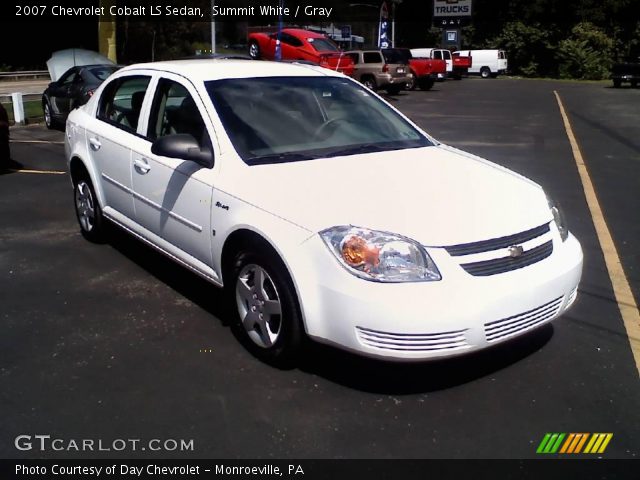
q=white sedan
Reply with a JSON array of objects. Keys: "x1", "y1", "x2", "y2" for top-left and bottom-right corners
[{"x1": 65, "y1": 59, "x2": 583, "y2": 366}]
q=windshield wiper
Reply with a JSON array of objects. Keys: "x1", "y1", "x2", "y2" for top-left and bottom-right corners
[
  {"x1": 323, "y1": 143, "x2": 400, "y2": 158},
  {"x1": 249, "y1": 152, "x2": 321, "y2": 165}
]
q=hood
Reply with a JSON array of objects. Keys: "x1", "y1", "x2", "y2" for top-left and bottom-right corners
[
  {"x1": 224, "y1": 145, "x2": 552, "y2": 246},
  {"x1": 46, "y1": 49, "x2": 115, "y2": 81}
]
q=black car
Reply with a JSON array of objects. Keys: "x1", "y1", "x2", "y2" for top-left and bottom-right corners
[{"x1": 42, "y1": 64, "x2": 119, "y2": 129}]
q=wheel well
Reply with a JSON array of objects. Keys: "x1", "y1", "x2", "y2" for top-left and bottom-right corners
[
  {"x1": 221, "y1": 229, "x2": 286, "y2": 286},
  {"x1": 69, "y1": 157, "x2": 89, "y2": 185}
]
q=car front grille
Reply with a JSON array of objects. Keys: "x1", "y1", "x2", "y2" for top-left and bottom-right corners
[
  {"x1": 444, "y1": 223, "x2": 553, "y2": 277},
  {"x1": 355, "y1": 326, "x2": 469, "y2": 352},
  {"x1": 460, "y1": 241, "x2": 553, "y2": 276},
  {"x1": 484, "y1": 296, "x2": 563, "y2": 343},
  {"x1": 445, "y1": 223, "x2": 550, "y2": 256}
]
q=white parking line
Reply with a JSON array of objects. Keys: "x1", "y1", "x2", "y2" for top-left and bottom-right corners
[
  {"x1": 555, "y1": 90, "x2": 640, "y2": 377},
  {"x1": 8, "y1": 169, "x2": 66, "y2": 175},
  {"x1": 10, "y1": 140, "x2": 65, "y2": 145}
]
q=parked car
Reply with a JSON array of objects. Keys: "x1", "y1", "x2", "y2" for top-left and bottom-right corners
[
  {"x1": 248, "y1": 28, "x2": 354, "y2": 76},
  {"x1": 346, "y1": 49, "x2": 411, "y2": 95},
  {"x1": 43, "y1": 63, "x2": 120, "y2": 129},
  {"x1": 456, "y1": 49, "x2": 508, "y2": 78},
  {"x1": 611, "y1": 57, "x2": 640, "y2": 88},
  {"x1": 452, "y1": 51, "x2": 473, "y2": 79},
  {"x1": 390, "y1": 48, "x2": 445, "y2": 90},
  {"x1": 410, "y1": 48, "x2": 453, "y2": 80},
  {"x1": 65, "y1": 59, "x2": 583, "y2": 366}
]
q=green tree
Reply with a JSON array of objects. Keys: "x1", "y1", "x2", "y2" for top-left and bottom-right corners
[
  {"x1": 488, "y1": 22, "x2": 553, "y2": 76},
  {"x1": 557, "y1": 22, "x2": 614, "y2": 79}
]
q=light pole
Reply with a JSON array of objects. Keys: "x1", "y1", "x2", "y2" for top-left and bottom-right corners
[
  {"x1": 211, "y1": 0, "x2": 216, "y2": 53},
  {"x1": 390, "y1": 0, "x2": 402, "y2": 47}
]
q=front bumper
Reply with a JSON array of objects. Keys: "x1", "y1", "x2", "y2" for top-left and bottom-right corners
[{"x1": 292, "y1": 232, "x2": 583, "y2": 361}]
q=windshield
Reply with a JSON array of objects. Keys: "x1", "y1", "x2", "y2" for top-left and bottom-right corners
[
  {"x1": 205, "y1": 77, "x2": 432, "y2": 165},
  {"x1": 308, "y1": 38, "x2": 339, "y2": 52},
  {"x1": 381, "y1": 49, "x2": 408, "y2": 64},
  {"x1": 85, "y1": 66, "x2": 120, "y2": 82}
]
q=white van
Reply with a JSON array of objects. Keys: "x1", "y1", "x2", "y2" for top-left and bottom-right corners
[
  {"x1": 455, "y1": 49, "x2": 508, "y2": 78},
  {"x1": 410, "y1": 48, "x2": 452, "y2": 80}
]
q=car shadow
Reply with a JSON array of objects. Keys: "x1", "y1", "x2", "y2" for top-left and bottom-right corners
[
  {"x1": 103, "y1": 224, "x2": 554, "y2": 393},
  {"x1": 298, "y1": 324, "x2": 554, "y2": 394},
  {"x1": 0, "y1": 158, "x2": 25, "y2": 175},
  {"x1": 105, "y1": 225, "x2": 232, "y2": 324}
]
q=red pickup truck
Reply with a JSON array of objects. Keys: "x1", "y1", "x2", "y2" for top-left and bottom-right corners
[
  {"x1": 385, "y1": 48, "x2": 446, "y2": 90},
  {"x1": 452, "y1": 52, "x2": 473, "y2": 79}
]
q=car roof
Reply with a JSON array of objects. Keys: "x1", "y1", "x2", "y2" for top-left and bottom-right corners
[
  {"x1": 118, "y1": 59, "x2": 339, "y2": 82},
  {"x1": 282, "y1": 28, "x2": 327, "y2": 38}
]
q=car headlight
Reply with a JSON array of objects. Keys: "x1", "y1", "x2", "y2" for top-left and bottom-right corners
[
  {"x1": 548, "y1": 196, "x2": 568, "y2": 242},
  {"x1": 320, "y1": 226, "x2": 441, "y2": 283}
]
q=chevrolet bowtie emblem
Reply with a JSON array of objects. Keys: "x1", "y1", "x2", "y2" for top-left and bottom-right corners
[{"x1": 508, "y1": 245, "x2": 524, "y2": 258}]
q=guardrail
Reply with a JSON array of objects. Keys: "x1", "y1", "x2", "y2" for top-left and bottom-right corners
[
  {"x1": 0, "y1": 92, "x2": 43, "y2": 125},
  {"x1": 0, "y1": 70, "x2": 50, "y2": 81}
]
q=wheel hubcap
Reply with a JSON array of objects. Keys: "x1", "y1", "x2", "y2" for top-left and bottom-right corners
[
  {"x1": 236, "y1": 264, "x2": 282, "y2": 348},
  {"x1": 75, "y1": 181, "x2": 95, "y2": 232},
  {"x1": 44, "y1": 104, "x2": 51, "y2": 126},
  {"x1": 249, "y1": 44, "x2": 258, "y2": 58}
]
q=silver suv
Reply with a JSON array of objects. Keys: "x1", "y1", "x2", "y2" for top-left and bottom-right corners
[{"x1": 346, "y1": 50, "x2": 412, "y2": 95}]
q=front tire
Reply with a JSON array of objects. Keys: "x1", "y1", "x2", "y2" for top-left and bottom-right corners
[
  {"x1": 73, "y1": 175, "x2": 106, "y2": 242},
  {"x1": 405, "y1": 72, "x2": 416, "y2": 90},
  {"x1": 229, "y1": 249, "x2": 303, "y2": 367},
  {"x1": 248, "y1": 41, "x2": 261, "y2": 60},
  {"x1": 43, "y1": 100, "x2": 55, "y2": 129}
]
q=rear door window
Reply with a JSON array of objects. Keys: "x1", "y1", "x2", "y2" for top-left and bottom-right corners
[
  {"x1": 98, "y1": 75, "x2": 151, "y2": 133},
  {"x1": 363, "y1": 52, "x2": 382, "y2": 64}
]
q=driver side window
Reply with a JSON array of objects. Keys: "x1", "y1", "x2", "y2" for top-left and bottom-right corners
[{"x1": 147, "y1": 78, "x2": 210, "y2": 150}]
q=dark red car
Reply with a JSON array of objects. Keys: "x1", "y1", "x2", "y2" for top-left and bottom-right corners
[{"x1": 248, "y1": 28, "x2": 354, "y2": 77}]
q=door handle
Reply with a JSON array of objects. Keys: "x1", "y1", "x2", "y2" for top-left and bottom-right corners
[
  {"x1": 133, "y1": 158, "x2": 151, "y2": 174},
  {"x1": 88, "y1": 137, "x2": 101, "y2": 151}
]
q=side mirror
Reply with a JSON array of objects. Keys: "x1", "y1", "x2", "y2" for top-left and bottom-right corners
[{"x1": 151, "y1": 134, "x2": 213, "y2": 168}]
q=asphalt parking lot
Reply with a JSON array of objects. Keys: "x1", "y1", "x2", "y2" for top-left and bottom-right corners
[{"x1": 1, "y1": 78, "x2": 639, "y2": 460}]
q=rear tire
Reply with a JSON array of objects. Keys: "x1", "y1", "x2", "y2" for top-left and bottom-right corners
[
  {"x1": 228, "y1": 247, "x2": 303, "y2": 368},
  {"x1": 361, "y1": 76, "x2": 377, "y2": 91},
  {"x1": 73, "y1": 174, "x2": 106, "y2": 243},
  {"x1": 248, "y1": 41, "x2": 261, "y2": 60},
  {"x1": 418, "y1": 78, "x2": 434, "y2": 91},
  {"x1": 480, "y1": 67, "x2": 491, "y2": 79},
  {"x1": 386, "y1": 85, "x2": 402, "y2": 95}
]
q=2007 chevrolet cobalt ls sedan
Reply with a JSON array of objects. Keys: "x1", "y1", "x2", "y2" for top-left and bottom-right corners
[{"x1": 65, "y1": 59, "x2": 583, "y2": 366}]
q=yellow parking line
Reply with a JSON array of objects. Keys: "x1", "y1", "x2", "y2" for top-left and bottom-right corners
[
  {"x1": 8, "y1": 168, "x2": 66, "y2": 175},
  {"x1": 554, "y1": 90, "x2": 640, "y2": 377}
]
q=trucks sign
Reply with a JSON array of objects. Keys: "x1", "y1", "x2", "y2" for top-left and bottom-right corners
[{"x1": 433, "y1": 0, "x2": 472, "y2": 18}]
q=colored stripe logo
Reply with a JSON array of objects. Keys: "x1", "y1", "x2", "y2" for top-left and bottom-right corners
[{"x1": 537, "y1": 433, "x2": 613, "y2": 454}]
